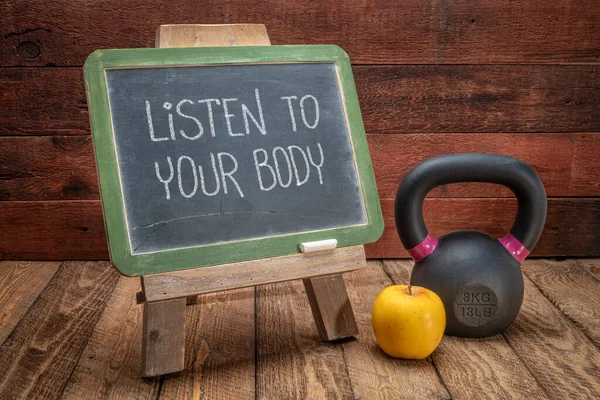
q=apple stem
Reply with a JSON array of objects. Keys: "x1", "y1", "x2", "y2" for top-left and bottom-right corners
[{"x1": 408, "y1": 284, "x2": 412, "y2": 295}]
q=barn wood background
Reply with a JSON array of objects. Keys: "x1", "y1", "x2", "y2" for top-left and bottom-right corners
[{"x1": 1, "y1": 1, "x2": 599, "y2": 260}]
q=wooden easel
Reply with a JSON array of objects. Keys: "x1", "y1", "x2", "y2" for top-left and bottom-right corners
[{"x1": 136, "y1": 24, "x2": 366, "y2": 377}]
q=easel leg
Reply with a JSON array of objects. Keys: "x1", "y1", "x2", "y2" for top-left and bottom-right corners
[
  {"x1": 141, "y1": 298, "x2": 187, "y2": 377},
  {"x1": 303, "y1": 274, "x2": 359, "y2": 341}
]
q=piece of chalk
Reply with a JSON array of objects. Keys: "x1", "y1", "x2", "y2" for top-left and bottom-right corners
[{"x1": 299, "y1": 239, "x2": 338, "y2": 253}]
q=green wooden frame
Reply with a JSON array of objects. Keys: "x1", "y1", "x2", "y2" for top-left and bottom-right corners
[{"x1": 84, "y1": 45, "x2": 383, "y2": 276}]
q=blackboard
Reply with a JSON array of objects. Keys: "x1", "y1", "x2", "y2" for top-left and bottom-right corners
[{"x1": 84, "y1": 45, "x2": 383, "y2": 276}]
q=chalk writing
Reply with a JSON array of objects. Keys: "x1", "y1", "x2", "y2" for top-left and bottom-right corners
[{"x1": 147, "y1": 89, "x2": 326, "y2": 200}]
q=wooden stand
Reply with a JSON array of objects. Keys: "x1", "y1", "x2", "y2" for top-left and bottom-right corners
[{"x1": 137, "y1": 24, "x2": 364, "y2": 377}]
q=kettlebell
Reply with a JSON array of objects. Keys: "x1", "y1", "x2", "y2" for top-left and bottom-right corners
[{"x1": 395, "y1": 153, "x2": 547, "y2": 338}]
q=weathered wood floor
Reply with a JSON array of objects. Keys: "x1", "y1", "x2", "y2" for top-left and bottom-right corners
[{"x1": 0, "y1": 259, "x2": 599, "y2": 399}]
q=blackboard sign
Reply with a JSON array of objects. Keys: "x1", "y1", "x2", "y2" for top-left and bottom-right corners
[{"x1": 84, "y1": 45, "x2": 383, "y2": 276}]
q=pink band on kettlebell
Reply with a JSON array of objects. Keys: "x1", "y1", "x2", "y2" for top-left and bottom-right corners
[
  {"x1": 407, "y1": 234, "x2": 439, "y2": 261},
  {"x1": 498, "y1": 233, "x2": 530, "y2": 263}
]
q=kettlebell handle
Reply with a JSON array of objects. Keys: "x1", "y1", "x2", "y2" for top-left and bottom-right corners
[{"x1": 395, "y1": 153, "x2": 547, "y2": 262}]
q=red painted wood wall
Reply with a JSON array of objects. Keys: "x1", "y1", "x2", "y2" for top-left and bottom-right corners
[{"x1": 1, "y1": 1, "x2": 599, "y2": 260}]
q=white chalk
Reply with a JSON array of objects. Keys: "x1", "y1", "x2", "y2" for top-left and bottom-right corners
[
  {"x1": 300, "y1": 239, "x2": 338, "y2": 253},
  {"x1": 222, "y1": 98, "x2": 245, "y2": 137},
  {"x1": 307, "y1": 142, "x2": 324, "y2": 184},
  {"x1": 155, "y1": 156, "x2": 174, "y2": 199},
  {"x1": 280, "y1": 95, "x2": 298, "y2": 132},
  {"x1": 241, "y1": 88, "x2": 267, "y2": 135},
  {"x1": 299, "y1": 94, "x2": 320, "y2": 129}
]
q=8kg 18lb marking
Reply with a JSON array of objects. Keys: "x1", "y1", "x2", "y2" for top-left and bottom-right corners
[{"x1": 453, "y1": 285, "x2": 498, "y2": 327}]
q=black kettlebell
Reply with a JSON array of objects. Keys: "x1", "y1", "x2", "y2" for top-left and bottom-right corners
[{"x1": 395, "y1": 153, "x2": 547, "y2": 337}]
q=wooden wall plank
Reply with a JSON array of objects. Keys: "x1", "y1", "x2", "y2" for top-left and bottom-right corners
[
  {"x1": 569, "y1": 133, "x2": 600, "y2": 196},
  {"x1": 382, "y1": 260, "x2": 549, "y2": 399},
  {"x1": 341, "y1": 261, "x2": 450, "y2": 399},
  {"x1": 159, "y1": 288, "x2": 255, "y2": 399},
  {"x1": 61, "y1": 276, "x2": 161, "y2": 399},
  {"x1": 0, "y1": 68, "x2": 88, "y2": 135},
  {"x1": 0, "y1": 136, "x2": 98, "y2": 201},
  {"x1": 0, "y1": 261, "x2": 61, "y2": 344},
  {"x1": 0, "y1": 261, "x2": 120, "y2": 399},
  {"x1": 2, "y1": 1, "x2": 598, "y2": 66},
  {"x1": 503, "y1": 276, "x2": 600, "y2": 398},
  {"x1": 256, "y1": 280, "x2": 353, "y2": 399},
  {"x1": 522, "y1": 259, "x2": 600, "y2": 347},
  {"x1": 2, "y1": 133, "x2": 599, "y2": 201},
  {"x1": 0, "y1": 201, "x2": 108, "y2": 260},
  {"x1": 2, "y1": 65, "x2": 598, "y2": 136},
  {"x1": 356, "y1": 65, "x2": 600, "y2": 134},
  {"x1": 1, "y1": 198, "x2": 598, "y2": 260}
]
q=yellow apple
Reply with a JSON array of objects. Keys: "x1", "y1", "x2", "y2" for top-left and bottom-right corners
[{"x1": 372, "y1": 285, "x2": 446, "y2": 359}]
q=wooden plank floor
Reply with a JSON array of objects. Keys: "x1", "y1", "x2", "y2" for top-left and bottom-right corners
[{"x1": 0, "y1": 260, "x2": 598, "y2": 399}]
